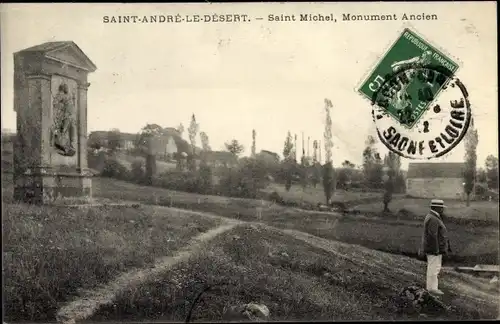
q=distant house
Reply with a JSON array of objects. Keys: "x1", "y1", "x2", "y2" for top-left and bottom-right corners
[
  {"x1": 120, "y1": 134, "x2": 136, "y2": 151},
  {"x1": 88, "y1": 129, "x2": 192, "y2": 159},
  {"x1": 406, "y1": 162, "x2": 471, "y2": 200},
  {"x1": 149, "y1": 135, "x2": 178, "y2": 160},
  {"x1": 199, "y1": 151, "x2": 238, "y2": 169}
]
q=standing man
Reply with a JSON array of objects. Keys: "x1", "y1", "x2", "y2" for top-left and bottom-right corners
[{"x1": 420, "y1": 199, "x2": 451, "y2": 295}]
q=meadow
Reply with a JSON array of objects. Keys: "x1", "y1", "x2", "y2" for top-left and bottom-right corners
[
  {"x1": 89, "y1": 177, "x2": 499, "y2": 264},
  {"x1": 89, "y1": 224, "x2": 499, "y2": 322},
  {"x1": 2, "y1": 172, "x2": 498, "y2": 321}
]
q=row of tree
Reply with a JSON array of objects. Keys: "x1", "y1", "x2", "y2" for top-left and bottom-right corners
[{"x1": 92, "y1": 102, "x2": 498, "y2": 209}]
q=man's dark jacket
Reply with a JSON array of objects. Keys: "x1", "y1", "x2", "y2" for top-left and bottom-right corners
[{"x1": 421, "y1": 210, "x2": 449, "y2": 255}]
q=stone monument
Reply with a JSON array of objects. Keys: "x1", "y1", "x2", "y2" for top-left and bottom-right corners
[{"x1": 13, "y1": 41, "x2": 97, "y2": 204}]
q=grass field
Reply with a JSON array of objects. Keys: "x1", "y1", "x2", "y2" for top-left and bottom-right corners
[
  {"x1": 3, "y1": 174, "x2": 497, "y2": 266},
  {"x1": 88, "y1": 177, "x2": 499, "y2": 266},
  {"x1": 2, "y1": 174, "x2": 499, "y2": 321},
  {"x1": 89, "y1": 224, "x2": 499, "y2": 322},
  {"x1": 3, "y1": 202, "x2": 221, "y2": 321}
]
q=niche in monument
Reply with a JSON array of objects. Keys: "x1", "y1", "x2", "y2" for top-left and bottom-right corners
[{"x1": 13, "y1": 41, "x2": 97, "y2": 204}]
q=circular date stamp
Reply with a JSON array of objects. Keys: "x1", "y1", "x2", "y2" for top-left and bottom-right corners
[
  {"x1": 371, "y1": 63, "x2": 471, "y2": 159},
  {"x1": 357, "y1": 28, "x2": 472, "y2": 160}
]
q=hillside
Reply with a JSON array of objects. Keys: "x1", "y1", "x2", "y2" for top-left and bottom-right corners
[
  {"x1": 2, "y1": 174, "x2": 499, "y2": 321},
  {"x1": 89, "y1": 223, "x2": 499, "y2": 321}
]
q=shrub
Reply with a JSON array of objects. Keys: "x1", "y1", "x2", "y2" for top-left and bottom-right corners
[
  {"x1": 101, "y1": 158, "x2": 130, "y2": 181},
  {"x1": 87, "y1": 151, "x2": 107, "y2": 174},
  {"x1": 131, "y1": 159, "x2": 146, "y2": 184},
  {"x1": 156, "y1": 170, "x2": 195, "y2": 192},
  {"x1": 155, "y1": 166, "x2": 213, "y2": 195},
  {"x1": 145, "y1": 154, "x2": 157, "y2": 185},
  {"x1": 218, "y1": 159, "x2": 270, "y2": 199},
  {"x1": 198, "y1": 162, "x2": 213, "y2": 194}
]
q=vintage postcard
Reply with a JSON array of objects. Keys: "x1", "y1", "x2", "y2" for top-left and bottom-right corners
[{"x1": 1, "y1": 2, "x2": 498, "y2": 322}]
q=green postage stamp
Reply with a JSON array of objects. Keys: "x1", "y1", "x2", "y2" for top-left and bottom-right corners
[{"x1": 358, "y1": 28, "x2": 472, "y2": 160}]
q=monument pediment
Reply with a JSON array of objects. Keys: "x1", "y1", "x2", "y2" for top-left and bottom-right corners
[{"x1": 16, "y1": 41, "x2": 97, "y2": 72}]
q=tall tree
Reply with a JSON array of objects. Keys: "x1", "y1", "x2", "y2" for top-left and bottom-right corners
[
  {"x1": 188, "y1": 114, "x2": 199, "y2": 155},
  {"x1": 382, "y1": 152, "x2": 399, "y2": 212},
  {"x1": 282, "y1": 132, "x2": 295, "y2": 191},
  {"x1": 463, "y1": 121, "x2": 479, "y2": 206},
  {"x1": 301, "y1": 132, "x2": 306, "y2": 161},
  {"x1": 323, "y1": 99, "x2": 334, "y2": 164},
  {"x1": 136, "y1": 124, "x2": 163, "y2": 154},
  {"x1": 312, "y1": 140, "x2": 318, "y2": 163},
  {"x1": 225, "y1": 139, "x2": 245, "y2": 156},
  {"x1": 362, "y1": 135, "x2": 383, "y2": 188},
  {"x1": 283, "y1": 132, "x2": 294, "y2": 159},
  {"x1": 136, "y1": 124, "x2": 163, "y2": 184},
  {"x1": 177, "y1": 123, "x2": 185, "y2": 137},
  {"x1": 200, "y1": 131, "x2": 211, "y2": 151},
  {"x1": 186, "y1": 115, "x2": 200, "y2": 171},
  {"x1": 294, "y1": 134, "x2": 298, "y2": 163},
  {"x1": 485, "y1": 155, "x2": 499, "y2": 190},
  {"x1": 300, "y1": 132, "x2": 309, "y2": 189},
  {"x1": 251, "y1": 129, "x2": 257, "y2": 157},
  {"x1": 307, "y1": 136, "x2": 310, "y2": 159},
  {"x1": 322, "y1": 98, "x2": 335, "y2": 205},
  {"x1": 318, "y1": 140, "x2": 322, "y2": 164}
]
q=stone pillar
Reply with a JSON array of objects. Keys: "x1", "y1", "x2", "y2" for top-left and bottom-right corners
[
  {"x1": 77, "y1": 82, "x2": 90, "y2": 171},
  {"x1": 13, "y1": 41, "x2": 97, "y2": 204}
]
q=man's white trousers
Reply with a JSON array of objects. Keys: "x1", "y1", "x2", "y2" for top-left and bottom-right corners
[{"x1": 426, "y1": 254, "x2": 442, "y2": 291}]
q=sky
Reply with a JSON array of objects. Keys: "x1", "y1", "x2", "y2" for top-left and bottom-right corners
[{"x1": 1, "y1": 2, "x2": 497, "y2": 169}]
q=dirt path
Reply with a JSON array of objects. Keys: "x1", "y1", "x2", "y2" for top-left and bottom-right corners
[{"x1": 56, "y1": 215, "x2": 242, "y2": 324}]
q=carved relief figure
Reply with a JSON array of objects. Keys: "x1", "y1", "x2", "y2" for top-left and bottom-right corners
[{"x1": 51, "y1": 83, "x2": 77, "y2": 156}]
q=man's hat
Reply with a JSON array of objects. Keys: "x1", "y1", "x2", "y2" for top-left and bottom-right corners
[{"x1": 430, "y1": 199, "x2": 446, "y2": 208}]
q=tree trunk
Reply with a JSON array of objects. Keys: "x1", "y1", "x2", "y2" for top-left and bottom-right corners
[
  {"x1": 466, "y1": 193, "x2": 470, "y2": 207},
  {"x1": 383, "y1": 202, "x2": 389, "y2": 212}
]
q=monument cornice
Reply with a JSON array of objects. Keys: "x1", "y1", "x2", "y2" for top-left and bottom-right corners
[
  {"x1": 77, "y1": 82, "x2": 91, "y2": 90},
  {"x1": 26, "y1": 73, "x2": 52, "y2": 81}
]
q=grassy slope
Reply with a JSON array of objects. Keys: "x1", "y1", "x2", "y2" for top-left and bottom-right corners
[
  {"x1": 90, "y1": 225, "x2": 499, "y2": 322},
  {"x1": 2, "y1": 174, "x2": 498, "y2": 321},
  {"x1": 87, "y1": 177, "x2": 499, "y2": 266},
  {"x1": 3, "y1": 202, "x2": 221, "y2": 321}
]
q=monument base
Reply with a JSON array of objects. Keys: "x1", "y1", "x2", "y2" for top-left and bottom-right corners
[{"x1": 14, "y1": 168, "x2": 92, "y2": 204}]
